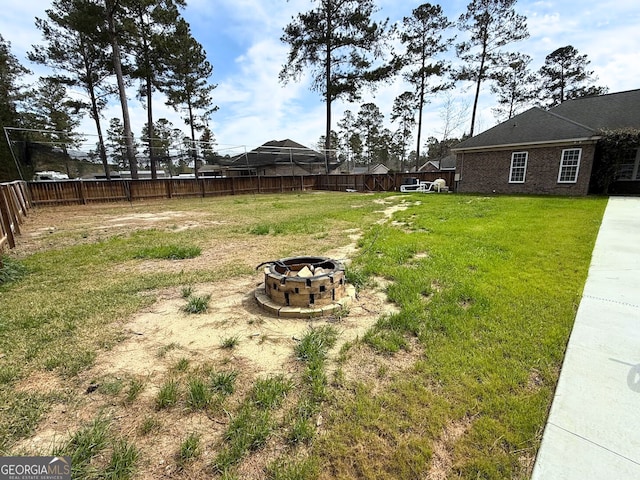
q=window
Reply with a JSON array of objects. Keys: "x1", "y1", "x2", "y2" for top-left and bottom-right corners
[
  {"x1": 615, "y1": 148, "x2": 640, "y2": 181},
  {"x1": 558, "y1": 148, "x2": 582, "y2": 183},
  {"x1": 509, "y1": 152, "x2": 528, "y2": 183}
]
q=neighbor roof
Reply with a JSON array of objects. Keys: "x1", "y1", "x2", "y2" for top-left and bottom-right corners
[
  {"x1": 230, "y1": 139, "x2": 325, "y2": 167},
  {"x1": 453, "y1": 89, "x2": 640, "y2": 151}
]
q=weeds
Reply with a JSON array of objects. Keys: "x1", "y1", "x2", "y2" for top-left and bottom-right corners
[
  {"x1": 155, "y1": 379, "x2": 179, "y2": 410},
  {"x1": 139, "y1": 416, "x2": 161, "y2": 436},
  {"x1": 125, "y1": 378, "x2": 145, "y2": 403},
  {"x1": 220, "y1": 335, "x2": 240, "y2": 349},
  {"x1": 213, "y1": 406, "x2": 273, "y2": 473},
  {"x1": 178, "y1": 432, "x2": 201, "y2": 467},
  {"x1": 210, "y1": 371, "x2": 238, "y2": 396},
  {"x1": 157, "y1": 342, "x2": 180, "y2": 358},
  {"x1": 134, "y1": 244, "x2": 201, "y2": 260},
  {"x1": 173, "y1": 357, "x2": 190, "y2": 372},
  {"x1": 103, "y1": 439, "x2": 139, "y2": 480},
  {"x1": 0, "y1": 255, "x2": 27, "y2": 284},
  {"x1": 186, "y1": 377, "x2": 212, "y2": 410},
  {"x1": 54, "y1": 417, "x2": 110, "y2": 478},
  {"x1": 266, "y1": 456, "x2": 319, "y2": 480},
  {"x1": 250, "y1": 375, "x2": 294, "y2": 409},
  {"x1": 182, "y1": 294, "x2": 211, "y2": 314}
]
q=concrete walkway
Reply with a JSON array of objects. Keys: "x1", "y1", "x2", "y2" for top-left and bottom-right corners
[{"x1": 532, "y1": 197, "x2": 640, "y2": 478}]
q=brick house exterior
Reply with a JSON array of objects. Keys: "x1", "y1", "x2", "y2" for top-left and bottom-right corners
[
  {"x1": 456, "y1": 142, "x2": 597, "y2": 195},
  {"x1": 453, "y1": 89, "x2": 640, "y2": 195}
]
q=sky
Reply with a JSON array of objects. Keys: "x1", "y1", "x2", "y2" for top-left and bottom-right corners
[{"x1": 1, "y1": 0, "x2": 639, "y2": 155}]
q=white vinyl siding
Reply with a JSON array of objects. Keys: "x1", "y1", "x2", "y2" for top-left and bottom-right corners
[
  {"x1": 509, "y1": 152, "x2": 528, "y2": 183},
  {"x1": 558, "y1": 148, "x2": 582, "y2": 183}
]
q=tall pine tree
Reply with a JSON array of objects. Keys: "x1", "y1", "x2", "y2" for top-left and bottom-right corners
[
  {"x1": 160, "y1": 19, "x2": 217, "y2": 179},
  {"x1": 537, "y1": 45, "x2": 607, "y2": 107},
  {"x1": 280, "y1": 0, "x2": 393, "y2": 169},
  {"x1": 127, "y1": 0, "x2": 186, "y2": 179},
  {"x1": 0, "y1": 35, "x2": 31, "y2": 181},
  {"x1": 29, "y1": 0, "x2": 114, "y2": 179},
  {"x1": 397, "y1": 3, "x2": 454, "y2": 168},
  {"x1": 456, "y1": 0, "x2": 528, "y2": 136}
]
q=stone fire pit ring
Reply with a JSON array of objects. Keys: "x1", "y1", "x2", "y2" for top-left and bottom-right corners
[{"x1": 255, "y1": 256, "x2": 356, "y2": 318}]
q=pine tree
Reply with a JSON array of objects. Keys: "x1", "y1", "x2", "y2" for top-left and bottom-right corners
[
  {"x1": 337, "y1": 110, "x2": 362, "y2": 169},
  {"x1": 490, "y1": 53, "x2": 537, "y2": 120},
  {"x1": 355, "y1": 103, "x2": 385, "y2": 165},
  {"x1": 397, "y1": 3, "x2": 454, "y2": 169},
  {"x1": 537, "y1": 45, "x2": 608, "y2": 107},
  {"x1": 280, "y1": 0, "x2": 393, "y2": 164},
  {"x1": 391, "y1": 92, "x2": 417, "y2": 173},
  {"x1": 0, "y1": 35, "x2": 31, "y2": 181},
  {"x1": 22, "y1": 78, "x2": 84, "y2": 176},
  {"x1": 456, "y1": 0, "x2": 529, "y2": 136},
  {"x1": 160, "y1": 19, "x2": 217, "y2": 179},
  {"x1": 104, "y1": 0, "x2": 138, "y2": 178},
  {"x1": 127, "y1": 0, "x2": 186, "y2": 178},
  {"x1": 29, "y1": 0, "x2": 114, "y2": 179}
]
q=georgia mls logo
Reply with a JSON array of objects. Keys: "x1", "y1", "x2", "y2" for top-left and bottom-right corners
[{"x1": 0, "y1": 456, "x2": 71, "y2": 480}]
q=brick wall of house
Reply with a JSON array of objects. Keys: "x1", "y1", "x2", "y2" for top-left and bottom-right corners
[{"x1": 455, "y1": 143, "x2": 597, "y2": 195}]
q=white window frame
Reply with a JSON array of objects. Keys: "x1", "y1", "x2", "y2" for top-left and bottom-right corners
[
  {"x1": 558, "y1": 148, "x2": 582, "y2": 183},
  {"x1": 509, "y1": 151, "x2": 528, "y2": 183}
]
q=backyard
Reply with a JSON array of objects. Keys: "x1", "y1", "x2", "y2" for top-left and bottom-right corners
[{"x1": 0, "y1": 191, "x2": 606, "y2": 479}]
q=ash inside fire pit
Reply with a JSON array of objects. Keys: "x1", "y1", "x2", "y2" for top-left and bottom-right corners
[{"x1": 255, "y1": 256, "x2": 355, "y2": 317}]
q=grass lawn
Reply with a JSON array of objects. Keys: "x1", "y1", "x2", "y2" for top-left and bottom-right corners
[{"x1": 0, "y1": 192, "x2": 606, "y2": 479}]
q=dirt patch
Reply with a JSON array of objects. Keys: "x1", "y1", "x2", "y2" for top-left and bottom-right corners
[
  {"x1": 337, "y1": 339, "x2": 422, "y2": 395},
  {"x1": 15, "y1": 263, "x2": 398, "y2": 468},
  {"x1": 425, "y1": 416, "x2": 474, "y2": 480}
]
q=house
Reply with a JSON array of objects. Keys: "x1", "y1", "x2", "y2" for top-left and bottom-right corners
[
  {"x1": 419, "y1": 154, "x2": 456, "y2": 173},
  {"x1": 351, "y1": 163, "x2": 390, "y2": 175},
  {"x1": 452, "y1": 89, "x2": 640, "y2": 195},
  {"x1": 227, "y1": 139, "x2": 338, "y2": 176}
]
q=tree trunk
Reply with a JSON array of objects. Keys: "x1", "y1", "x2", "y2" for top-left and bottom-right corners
[
  {"x1": 106, "y1": 0, "x2": 138, "y2": 179},
  {"x1": 88, "y1": 86, "x2": 110, "y2": 180},
  {"x1": 469, "y1": 38, "x2": 488, "y2": 137},
  {"x1": 416, "y1": 54, "x2": 426, "y2": 172},
  {"x1": 188, "y1": 100, "x2": 199, "y2": 180},
  {"x1": 146, "y1": 78, "x2": 156, "y2": 179},
  {"x1": 324, "y1": 0, "x2": 332, "y2": 174},
  {"x1": 141, "y1": 11, "x2": 157, "y2": 180}
]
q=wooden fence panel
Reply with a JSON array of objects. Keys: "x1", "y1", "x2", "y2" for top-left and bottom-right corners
[
  {"x1": 82, "y1": 181, "x2": 129, "y2": 203},
  {"x1": 26, "y1": 172, "x2": 457, "y2": 207},
  {"x1": 0, "y1": 181, "x2": 30, "y2": 252}
]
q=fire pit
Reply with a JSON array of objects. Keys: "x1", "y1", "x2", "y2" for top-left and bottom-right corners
[{"x1": 255, "y1": 256, "x2": 355, "y2": 317}]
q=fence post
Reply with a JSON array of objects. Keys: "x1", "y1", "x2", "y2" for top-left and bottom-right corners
[
  {"x1": 0, "y1": 186, "x2": 16, "y2": 249},
  {"x1": 77, "y1": 180, "x2": 86, "y2": 205}
]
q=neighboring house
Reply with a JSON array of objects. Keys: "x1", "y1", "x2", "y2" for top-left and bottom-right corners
[
  {"x1": 419, "y1": 154, "x2": 456, "y2": 173},
  {"x1": 199, "y1": 163, "x2": 228, "y2": 177},
  {"x1": 351, "y1": 163, "x2": 390, "y2": 175},
  {"x1": 452, "y1": 89, "x2": 640, "y2": 195},
  {"x1": 227, "y1": 139, "x2": 338, "y2": 176}
]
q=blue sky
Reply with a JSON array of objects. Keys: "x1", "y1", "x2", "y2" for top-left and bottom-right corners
[{"x1": 2, "y1": 0, "x2": 639, "y2": 154}]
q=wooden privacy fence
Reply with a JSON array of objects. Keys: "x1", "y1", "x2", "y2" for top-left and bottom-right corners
[
  {"x1": 317, "y1": 172, "x2": 455, "y2": 192},
  {"x1": 0, "y1": 181, "x2": 30, "y2": 252},
  {"x1": 27, "y1": 172, "x2": 457, "y2": 207}
]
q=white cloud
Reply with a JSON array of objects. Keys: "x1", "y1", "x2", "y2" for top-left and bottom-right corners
[{"x1": 2, "y1": 0, "x2": 640, "y2": 156}]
